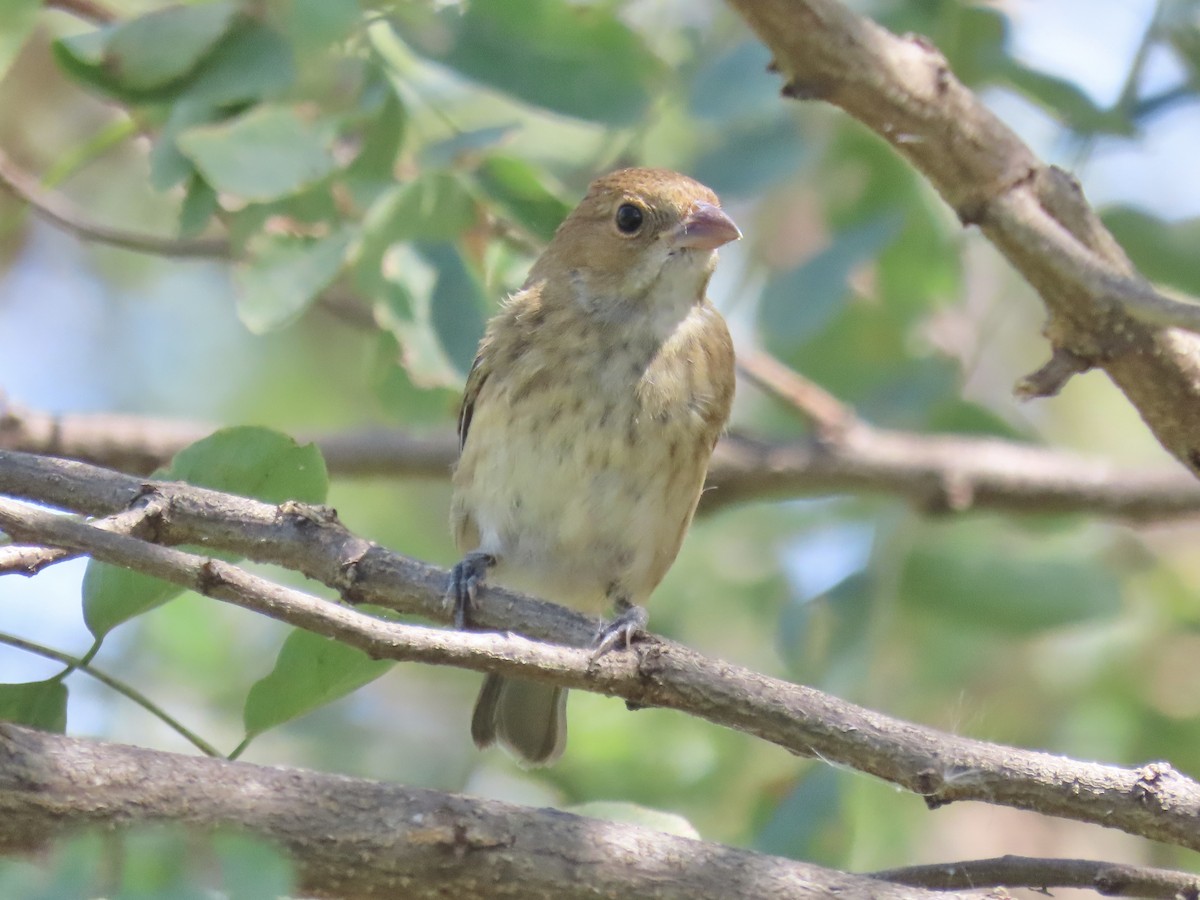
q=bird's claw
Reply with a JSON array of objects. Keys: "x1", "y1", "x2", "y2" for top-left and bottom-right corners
[
  {"x1": 592, "y1": 604, "x2": 648, "y2": 659},
  {"x1": 446, "y1": 552, "x2": 495, "y2": 630}
]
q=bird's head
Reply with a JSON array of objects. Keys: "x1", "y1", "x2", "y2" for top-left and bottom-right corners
[{"x1": 527, "y1": 168, "x2": 740, "y2": 329}]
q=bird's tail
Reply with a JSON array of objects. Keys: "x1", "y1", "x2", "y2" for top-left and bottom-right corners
[{"x1": 471, "y1": 675, "x2": 567, "y2": 766}]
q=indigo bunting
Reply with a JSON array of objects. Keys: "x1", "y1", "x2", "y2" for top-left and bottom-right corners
[{"x1": 448, "y1": 168, "x2": 738, "y2": 765}]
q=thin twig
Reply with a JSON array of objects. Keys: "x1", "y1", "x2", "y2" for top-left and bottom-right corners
[
  {"x1": 0, "y1": 632, "x2": 221, "y2": 757},
  {"x1": 1014, "y1": 346, "x2": 1093, "y2": 400},
  {"x1": 736, "y1": 351, "x2": 860, "y2": 440},
  {"x1": 1, "y1": 476, "x2": 1199, "y2": 851},
  {"x1": 0, "y1": 503, "x2": 158, "y2": 576},
  {"x1": 0, "y1": 149, "x2": 230, "y2": 259},
  {"x1": 43, "y1": 0, "x2": 116, "y2": 24},
  {"x1": 872, "y1": 854, "x2": 1200, "y2": 899}
]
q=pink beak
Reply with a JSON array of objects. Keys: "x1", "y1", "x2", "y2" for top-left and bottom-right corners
[{"x1": 671, "y1": 202, "x2": 741, "y2": 251}]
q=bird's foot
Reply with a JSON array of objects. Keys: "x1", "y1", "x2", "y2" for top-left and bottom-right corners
[
  {"x1": 445, "y1": 551, "x2": 496, "y2": 630},
  {"x1": 592, "y1": 603, "x2": 648, "y2": 659}
]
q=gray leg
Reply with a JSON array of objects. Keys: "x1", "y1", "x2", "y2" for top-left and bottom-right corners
[{"x1": 446, "y1": 551, "x2": 496, "y2": 629}]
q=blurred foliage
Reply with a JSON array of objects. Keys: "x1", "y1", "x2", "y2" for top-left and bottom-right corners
[
  {"x1": 0, "y1": 828, "x2": 294, "y2": 899},
  {"x1": 3, "y1": 0, "x2": 1200, "y2": 887}
]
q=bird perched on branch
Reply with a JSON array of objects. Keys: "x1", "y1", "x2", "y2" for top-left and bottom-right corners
[{"x1": 448, "y1": 167, "x2": 739, "y2": 765}]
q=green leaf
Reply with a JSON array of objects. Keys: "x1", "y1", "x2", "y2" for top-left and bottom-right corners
[
  {"x1": 474, "y1": 155, "x2": 570, "y2": 243},
  {"x1": 213, "y1": 833, "x2": 296, "y2": 900},
  {"x1": 53, "y1": 3, "x2": 239, "y2": 102},
  {"x1": 420, "y1": 242, "x2": 488, "y2": 378},
  {"x1": 1004, "y1": 62, "x2": 1128, "y2": 135},
  {"x1": 167, "y1": 426, "x2": 328, "y2": 502},
  {"x1": 54, "y1": 27, "x2": 136, "y2": 101},
  {"x1": 243, "y1": 627, "x2": 393, "y2": 737},
  {"x1": 342, "y1": 88, "x2": 405, "y2": 205},
  {"x1": 370, "y1": 332, "x2": 461, "y2": 420},
  {"x1": 83, "y1": 428, "x2": 329, "y2": 639},
  {"x1": 360, "y1": 173, "x2": 479, "y2": 250},
  {"x1": 759, "y1": 214, "x2": 902, "y2": 347},
  {"x1": 182, "y1": 20, "x2": 296, "y2": 109},
  {"x1": 102, "y1": 2, "x2": 238, "y2": 92},
  {"x1": 420, "y1": 123, "x2": 518, "y2": 169},
  {"x1": 146, "y1": 22, "x2": 296, "y2": 192},
  {"x1": 116, "y1": 829, "x2": 197, "y2": 895},
  {"x1": 279, "y1": 0, "x2": 362, "y2": 52},
  {"x1": 82, "y1": 564, "x2": 184, "y2": 645},
  {"x1": 0, "y1": 0, "x2": 39, "y2": 84},
  {"x1": 179, "y1": 175, "x2": 219, "y2": 238},
  {"x1": 177, "y1": 105, "x2": 336, "y2": 202},
  {"x1": 150, "y1": 100, "x2": 222, "y2": 190},
  {"x1": 0, "y1": 679, "x2": 68, "y2": 732},
  {"x1": 899, "y1": 525, "x2": 1122, "y2": 635},
  {"x1": 1102, "y1": 207, "x2": 1200, "y2": 297},
  {"x1": 398, "y1": 0, "x2": 664, "y2": 124},
  {"x1": 234, "y1": 227, "x2": 355, "y2": 333}
]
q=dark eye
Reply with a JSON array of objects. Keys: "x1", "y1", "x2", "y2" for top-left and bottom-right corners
[{"x1": 615, "y1": 203, "x2": 644, "y2": 234}]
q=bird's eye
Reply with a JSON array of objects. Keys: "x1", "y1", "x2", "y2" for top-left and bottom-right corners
[{"x1": 615, "y1": 203, "x2": 644, "y2": 234}]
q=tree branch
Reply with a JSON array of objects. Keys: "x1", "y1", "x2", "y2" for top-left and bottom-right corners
[
  {"x1": 2, "y1": 453, "x2": 1200, "y2": 852},
  {"x1": 871, "y1": 854, "x2": 1200, "y2": 898},
  {"x1": 0, "y1": 724, "x2": 972, "y2": 900},
  {"x1": 42, "y1": 0, "x2": 115, "y2": 24},
  {"x1": 3, "y1": 402, "x2": 1199, "y2": 522},
  {"x1": 0, "y1": 149, "x2": 230, "y2": 259},
  {"x1": 724, "y1": 0, "x2": 1200, "y2": 477}
]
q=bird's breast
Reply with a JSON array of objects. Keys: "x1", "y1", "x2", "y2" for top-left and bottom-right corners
[{"x1": 451, "y1": 301, "x2": 733, "y2": 613}]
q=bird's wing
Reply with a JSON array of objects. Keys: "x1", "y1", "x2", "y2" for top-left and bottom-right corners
[{"x1": 457, "y1": 348, "x2": 490, "y2": 454}]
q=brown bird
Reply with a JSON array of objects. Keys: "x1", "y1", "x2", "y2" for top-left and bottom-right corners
[{"x1": 448, "y1": 167, "x2": 739, "y2": 765}]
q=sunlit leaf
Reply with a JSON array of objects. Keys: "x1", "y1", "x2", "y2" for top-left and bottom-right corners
[
  {"x1": 177, "y1": 105, "x2": 336, "y2": 202},
  {"x1": 234, "y1": 227, "x2": 355, "y2": 333},
  {"x1": 397, "y1": 0, "x2": 664, "y2": 124},
  {"x1": 102, "y1": 2, "x2": 238, "y2": 91},
  {"x1": 243, "y1": 627, "x2": 393, "y2": 737},
  {"x1": 474, "y1": 155, "x2": 570, "y2": 243}
]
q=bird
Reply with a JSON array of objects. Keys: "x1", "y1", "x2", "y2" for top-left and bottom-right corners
[{"x1": 447, "y1": 167, "x2": 739, "y2": 766}]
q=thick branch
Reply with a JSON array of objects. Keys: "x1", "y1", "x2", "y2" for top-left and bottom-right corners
[
  {"x1": 3, "y1": 452, "x2": 1200, "y2": 851},
  {"x1": 724, "y1": 0, "x2": 1200, "y2": 477},
  {"x1": 0, "y1": 725, "x2": 963, "y2": 900},
  {"x1": 3, "y1": 405, "x2": 1199, "y2": 522}
]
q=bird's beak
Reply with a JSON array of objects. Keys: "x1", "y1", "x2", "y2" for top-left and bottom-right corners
[{"x1": 671, "y1": 202, "x2": 741, "y2": 251}]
